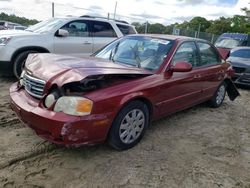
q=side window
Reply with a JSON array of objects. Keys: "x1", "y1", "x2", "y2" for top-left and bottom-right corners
[
  {"x1": 116, "y1": 24, "x2": 136, "y2": 35},
  {"x1": 172, "y1": 42, "x2": 199, "y2": 67},
  {"x1": 197, "y1": 42, "x2": 220, "y2": 66},
  {"x1": 61, "y1": 20, "x2": 89, "y2": 37},
  {"x1": 92, "y1": 21, "x2": 117, "y2": 37}
]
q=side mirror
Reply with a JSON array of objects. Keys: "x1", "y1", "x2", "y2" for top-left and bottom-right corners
[
  {"x1": 170, "y1": 61, "x2": 192, "y2": 72},
  {"x1": 56, "y1": 29, "x2": 69, "y2": 37}
]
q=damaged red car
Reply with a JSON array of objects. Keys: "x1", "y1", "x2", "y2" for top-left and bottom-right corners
[{"x1": 10, "y1": 35, "x2": 239, "y2": 150}]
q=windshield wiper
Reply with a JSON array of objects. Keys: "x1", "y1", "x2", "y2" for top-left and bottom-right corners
[{"x1": 109, "y1": 42, "x2": 120, "y2": 62}]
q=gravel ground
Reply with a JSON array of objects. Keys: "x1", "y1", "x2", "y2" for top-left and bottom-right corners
[{"x1": 0, "y1": 76, "x2": 250, "y2": 188}]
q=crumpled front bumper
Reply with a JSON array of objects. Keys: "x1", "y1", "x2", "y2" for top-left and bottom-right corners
[
  {"x1": 232, "y1": 73, "x2": 250, "y2": 86},
  {"x1": 9, "y1": 83, "x2": 111, "y2": 147}
]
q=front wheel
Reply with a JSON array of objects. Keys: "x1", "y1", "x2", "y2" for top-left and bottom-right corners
[
  {"x1": 108, "y1": 101, "x2": 149, "y2": 150},
  {"x1": 208, "y1": 82, "x2": 227, "y2": 108},
  {"x1": 13, "y1": 51, "x2": 36, "y2": 78}
]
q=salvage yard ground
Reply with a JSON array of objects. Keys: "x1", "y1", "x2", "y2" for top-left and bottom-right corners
[{"x1": 0, "y1": 76, "x2": 250, "y2": 188}]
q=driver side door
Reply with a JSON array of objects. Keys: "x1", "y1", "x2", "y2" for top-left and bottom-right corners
[
  {"x1": 54, "y1": 20, "x2": 93, "y2": 57},
  {"x1": 158, "y1": 41, "x2": 205, "y2": 116}
]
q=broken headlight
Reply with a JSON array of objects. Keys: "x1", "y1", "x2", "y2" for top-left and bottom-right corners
[{"x1": 54, "y1": 96, "x2": 93, "y2": 116}]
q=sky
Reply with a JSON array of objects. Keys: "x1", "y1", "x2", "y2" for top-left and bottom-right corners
[{"x1": 0, "y1": 0, "x2": 249, "y2": 25}]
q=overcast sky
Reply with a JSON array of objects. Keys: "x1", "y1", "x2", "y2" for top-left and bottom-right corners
[{"x1": 0, "y1": 0, "x2": 249, "y2": 24}]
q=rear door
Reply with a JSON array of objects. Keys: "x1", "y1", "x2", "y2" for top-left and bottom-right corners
[
  {"x1": 90, "y1": 21, "x2": 118, "y2": 53},
  {"x1": 194, "y1": 42, "x2": 226, "y2": 100},
  {"x1": 54, "y1": 20, "x2": 93, "y2": 57}
]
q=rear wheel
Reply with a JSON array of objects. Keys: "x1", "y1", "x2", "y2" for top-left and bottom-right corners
[
  {"x1": 108, "y1": 101, "x2": 149, "y2": 150},
  {"x1": 208, "y1": 82, "x2": 226, "y2": 108},
  {"x1": 13, "y1": 51, "x2": 37, "y2": 78}
]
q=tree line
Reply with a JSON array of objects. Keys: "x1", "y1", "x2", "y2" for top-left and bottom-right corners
[
  {"x1": 0, "y1": 4, "x2": 249, "y2": 35},
  {"x1": 133, "y1": 6, "x2": 250, "y2": 35},
  {"x1": 0, "y1": 12, "x2": 39, "y2": 26}
]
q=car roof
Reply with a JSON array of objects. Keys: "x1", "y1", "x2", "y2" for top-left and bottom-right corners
[
  {"x1": 129, "y1": 34, "x2": 208, "y2": 42},
  {"x1": 56, "y1": 16, "x2": 133, "y2": 26}
]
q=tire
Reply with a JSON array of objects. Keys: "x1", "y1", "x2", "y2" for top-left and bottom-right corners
[
  {"x1": 13, "y1": 51, "x2": 37, "y2": 78},
  {"x1": 108, "y1": 101, "x2": 149, "y2": 150},
  {"x1": 208, "y1": 82, "x2": 227, "y2": 108}
]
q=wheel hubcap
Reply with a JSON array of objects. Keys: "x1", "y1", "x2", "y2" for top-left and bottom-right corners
[
  {"x1": 216, "y1": 85, "x2": 225, "y2": 105},
  {"x1": 119, "y1": 109, "x2": 145, "y2": 144}
]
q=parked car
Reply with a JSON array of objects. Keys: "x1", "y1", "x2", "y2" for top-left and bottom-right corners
[
  {"x1": 227, "y1": 47, "x2": 250, "y2": 86},
  {"x1": 10, "y1": 35, "x2": 239, "y2": 150},
  {"x1": 0, "y1": 20, "x2": 22, "y2": 30},
  {"x1": 215, "y1": 33, "x2": 250, "y2": 60},
  {"x1": 13, "y1": 25, "x2": 27, "y2": 30},
  {"x1": 0, "y1": 16, "x2": 137, "y2": 78}
]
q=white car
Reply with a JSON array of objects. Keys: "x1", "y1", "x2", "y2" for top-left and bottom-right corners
[{"x1": 0, "y1": 16, "x2": 137, "y2": 77}]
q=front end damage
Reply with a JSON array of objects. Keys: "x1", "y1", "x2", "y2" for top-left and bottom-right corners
[{"x1": 10, "y1": 72, "x2": 151, "y2": 147}]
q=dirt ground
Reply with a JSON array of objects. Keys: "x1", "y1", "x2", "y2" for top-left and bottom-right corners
[{"x1": 0, "y1": 76, "x2": 250, "y2": 188}]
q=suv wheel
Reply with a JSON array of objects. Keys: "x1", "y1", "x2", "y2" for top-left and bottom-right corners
[{"x1": 13, "y1": 51, "x2": 36, "y2": 78}]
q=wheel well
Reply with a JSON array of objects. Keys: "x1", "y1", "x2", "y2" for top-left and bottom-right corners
[
  {"x1": 11, "y1": 46, "x2": 50, "y2": 63},
  {"x1": 120, "y1": 97, "x2": 154, "y2": 122},
  {"x1": 107, "y1": 97, "x2": 154, "y2": 140}
]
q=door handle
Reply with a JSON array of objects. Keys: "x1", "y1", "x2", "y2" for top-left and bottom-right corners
[
  {"x1": 194, "y1": 74, "x2": 201, "y2": 78},
  {"x1": 218, "y1": 70, "x2": 224, "y2": 73},
  {"x1": 83, "y1": 42, "x2": 92, "y2": 45}
]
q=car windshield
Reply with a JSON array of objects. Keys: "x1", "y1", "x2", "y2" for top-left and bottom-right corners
[
  {"x1": 215, "y1": 38, "x2": 240, "y2": 49},
  {"x1": 95, "y1": 36, "x2": 173, "y2": 71},
  {"x1": 26, "y1": 18, "x2": 64, "y2": 34},
  {"x1": 230, "y1": 49, "x2": 250, "y2": 59}
]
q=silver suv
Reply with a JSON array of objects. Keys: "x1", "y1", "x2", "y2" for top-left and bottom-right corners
[{"x1": 0, "y1": 16, "x2": 137, "y2": 77}]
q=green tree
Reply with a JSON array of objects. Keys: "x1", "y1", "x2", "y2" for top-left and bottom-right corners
[
  {"x1": 132, "y1": 22, "x2": 145, "y2": 33},
  {"x1": 147, "y1": 23, "x2": 166, "y2": 34},
  {"x1": 205, "y1": 17, "x2": 231, "y2": 35},
  {"x1": 188, "y1": 17, "x2": 211, "y2": 32},
  {"x1": 0, "y1": 12, "x2": 39, "y2": 26}
]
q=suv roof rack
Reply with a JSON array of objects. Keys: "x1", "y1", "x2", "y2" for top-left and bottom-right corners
[{"x1": 80, "y1": 15, "x2": 129, "y2": 24}]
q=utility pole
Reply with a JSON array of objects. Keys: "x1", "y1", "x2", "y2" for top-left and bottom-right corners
[
  {"x1": 52, "y1": 2, "x2": 54, "y2": 18},
  {"x1": 145, "y1": 21, "x2": 148, "y2": 34},
  {"x1": 113, "y1": 1, "x2": 117, "y2": 19},
  {"x1": 197, "y1": 23, "x2": 201, "y2": 38}
]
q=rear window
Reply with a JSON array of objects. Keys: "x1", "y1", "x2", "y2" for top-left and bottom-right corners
[
  {"x1": 231, "y1": 49, "x2": 250, "y2": 59},
  {"x1": 116, "y1": 24, "x2": 136, "y2": 35}
]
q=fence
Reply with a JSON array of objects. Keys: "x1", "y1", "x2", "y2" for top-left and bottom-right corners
[{"x1": 175, "y1": 28, "x2": 219, "y2": 43}]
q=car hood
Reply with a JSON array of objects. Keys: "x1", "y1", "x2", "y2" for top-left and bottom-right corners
[
  {"x1": 0, "y1": 29, "x2": 38, "y2": 37},
  {"x1": 25, "y1": 53, "x2": 152, "y2": 85},
  {"x1": 227, "y1": 56, "x2": 250, "y2": 68}
]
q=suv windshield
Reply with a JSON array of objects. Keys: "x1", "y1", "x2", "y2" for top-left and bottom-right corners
[
  {"x1": 26, "y1": 18, "x2": 64, "y2": 33},
  {"x1": 95, "y1": 36, "x2": 173, "y2": 71},
  {"x1": 215, "y1": 38, "x2": 240, "y2": 49}
]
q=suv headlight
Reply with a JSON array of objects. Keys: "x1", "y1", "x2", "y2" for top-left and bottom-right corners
[
  {"x1": 0, "y1": 37, "x2": 11, "y2": 46},
  {"x1": 54, "y1": 96, "x2": 93, "y2": 116}
]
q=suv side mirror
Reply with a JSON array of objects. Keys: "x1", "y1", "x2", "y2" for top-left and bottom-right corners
[
  {"x1": 170, "y1": 61, "x2": 192, "y2": 72},
  {"x1": 56, "y1": 29, "x2": 69, "y2": 37}
]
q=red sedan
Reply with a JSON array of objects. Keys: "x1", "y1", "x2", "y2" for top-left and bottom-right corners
[{"x1": 10, "y1": 35, "x2": 239, "y2": 150}]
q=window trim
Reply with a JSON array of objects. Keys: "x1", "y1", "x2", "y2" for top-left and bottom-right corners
[
  {"x1": 90, "y1": 20, "x2": 117, "y2": 38},
  {"x1": 170, "y1": 40, "x2": 200, "y2": 68},
  {"x1": 196, "y1": 41, "x2": 221, "y2": 68},
  {"x1": 58, "y1": 19, "x2": 90, "y2": 38}
]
